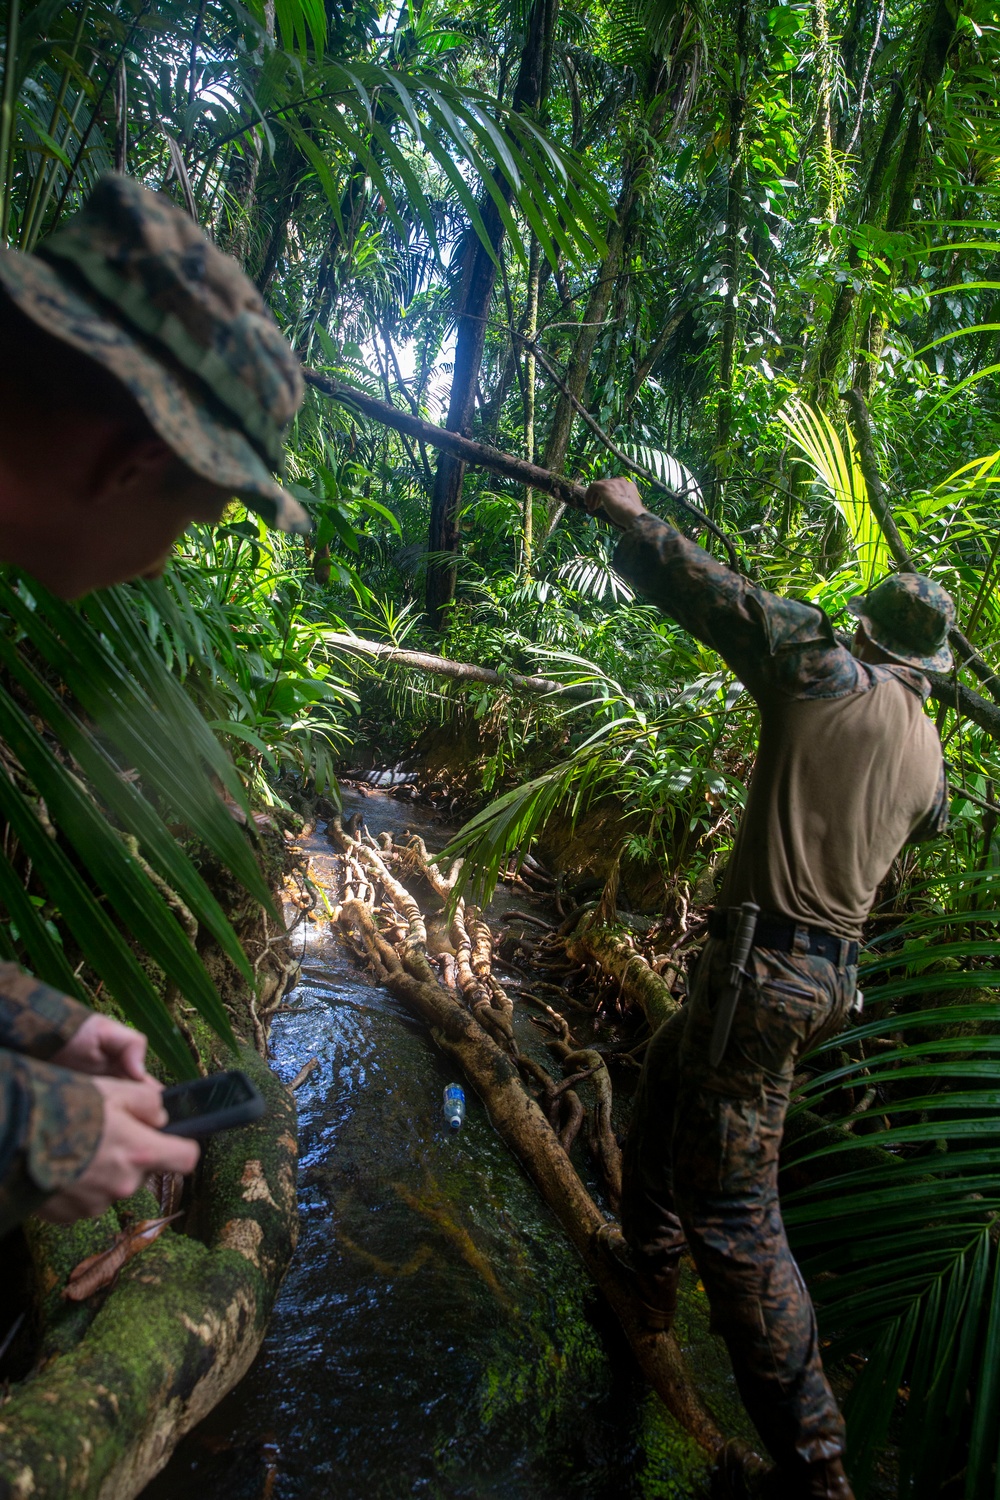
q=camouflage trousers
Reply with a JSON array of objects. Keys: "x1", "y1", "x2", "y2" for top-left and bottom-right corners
[{"x1": 621, "y1": 934, "x2": 856, "y2": 1473}]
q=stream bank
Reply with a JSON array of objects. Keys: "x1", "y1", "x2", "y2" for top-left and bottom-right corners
[{"x1": 146, "y1": 790, "x2": 751, "y2": 1500}]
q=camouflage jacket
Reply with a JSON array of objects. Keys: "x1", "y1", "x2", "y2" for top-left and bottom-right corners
[
  {"x1": 0, "y1": 965, "x2": 101, "y2": 1236},
  {"x1": 613, "y1": 512, "x2": 949, "y2": 836}
]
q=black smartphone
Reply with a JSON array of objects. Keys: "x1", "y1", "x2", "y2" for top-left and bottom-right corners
[{"x1": 161, "y1": 1070, "x2": 266, "y2": 1138}]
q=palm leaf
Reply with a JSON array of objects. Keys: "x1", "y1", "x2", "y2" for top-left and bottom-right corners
[
  {"x1": 0, "y1": 758, "x2": 197, "y2": 1078},
  {"x1": 784, "y1": 870, "x2": 1000, "y2": 1498},
  {"x1": 0, "y1": 572, "x2": 286, "y2": 1076},
  {"x1": 779, "y1": 399, "x2": 889, "y2": 584}
]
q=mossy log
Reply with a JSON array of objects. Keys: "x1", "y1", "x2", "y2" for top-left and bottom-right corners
[
  {"x1": 0, "y1": 1047, "x2": 297, "y2": 1500},
  {"x1": 565, "y1": 925, "x2": 681, "y2": 1031}
]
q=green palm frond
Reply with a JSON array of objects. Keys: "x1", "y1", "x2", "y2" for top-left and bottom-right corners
[
  {"x1": 1, "y1": 2, "x2": 610, "y2": 272},
  {"x1": 286, "y1": 60, "x2": 609, "y2": 270},
  {"x1": 779, "y1": 399, "x2": 890, "y2": 585},
  {"x1": 0, "y1": 572, "x2": 279, "y2": 1079},
  {"x1": 438, "y1": 698, "x2": 650, "y2": 907},
  {"x1": 785, "y1": 871, "x2": 1000, "y2": 1499}
]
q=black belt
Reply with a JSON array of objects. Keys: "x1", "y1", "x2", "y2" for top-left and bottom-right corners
[{"x1": 707, "y1": 908, "x2": 859, "y2": 968}]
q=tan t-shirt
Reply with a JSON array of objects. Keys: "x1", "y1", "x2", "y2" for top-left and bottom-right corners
[
  {"x1": 717, "y1": 674, "x2": 943, "y2": 938},
  {"x1": 614, "y1": 514, "x2": 947, "y2": 940}
]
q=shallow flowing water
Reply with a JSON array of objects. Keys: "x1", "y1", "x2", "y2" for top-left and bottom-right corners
[{"x1": 146, "y1": 791, "x2": 744, "y2": 1500}]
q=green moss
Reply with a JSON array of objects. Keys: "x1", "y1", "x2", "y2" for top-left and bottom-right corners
[
  {"x1": 635, "y1": 1388, "x2": 713, "y2": 1498},
  {"x1": 0, "y1": 1046, "x2": 297, "y2": 1498},
  {"x1": 476, "y1": 1273, "x2": 605, "y2": 1433}
]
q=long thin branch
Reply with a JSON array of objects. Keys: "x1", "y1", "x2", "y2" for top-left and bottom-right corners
[
  {"x1": 305, "y1": 370, "x2": 588, "y2": 508},
  {"x1": 304, "y1": 369, "x2": 741, "y2": 571},
  {"x1": 845, "y1": 0, "x2": 886, "y2": 156},
  {"x1": 326, "y1": 633, "x2": 597, "y2": 702},
  {"x1": 832, "y1": 627, "x2": 1000, "y2": 743},
  {"x1": 508, "y1": 332, "x2": 742, "y2": 573}
]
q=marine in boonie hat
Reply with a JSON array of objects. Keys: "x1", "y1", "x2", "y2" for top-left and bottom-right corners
[
  {"x1": 847, "y1": 571, "x2": 955, "y2": 673},
  {"x1": 0, "y1": 174, "x2": 309, "y2": 535}
]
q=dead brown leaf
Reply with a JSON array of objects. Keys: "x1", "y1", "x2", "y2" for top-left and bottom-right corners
[{"x1": 63, "y1": 1213, "x2": 182, "y2": 1301}]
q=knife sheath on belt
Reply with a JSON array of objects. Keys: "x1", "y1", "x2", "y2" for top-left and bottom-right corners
[{"x1": 708, "y1": 901, "x2": 760, "y2": 1067}]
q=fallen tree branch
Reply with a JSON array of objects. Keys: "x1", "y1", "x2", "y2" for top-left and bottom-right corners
[
  {"x1": 0, "y1": 1047, "x2": 297, "y2": 1499},
  {"x1": 926, "y1": 673, "x2": 1000, "y2": 740},
  {"x1": 312, "y1": 374, "x2": 1000, "y2": 739},
  {"x1": 832, "y1": 627, "x2": 1000, "y2": 744},
  {"x1": 325, "y1": 632, "x2": 596, "y2": 703},
  {"x1": 327, "y1": 822, "x2": 724, "y2": 1455},
  {"x1": 306, "y1": 370, "x2": 588, "y2": 509}
]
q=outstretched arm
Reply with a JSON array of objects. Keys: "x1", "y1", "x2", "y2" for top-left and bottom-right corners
[{"x1": 586, "y1": 478, "x2": 858, "y2": 701}]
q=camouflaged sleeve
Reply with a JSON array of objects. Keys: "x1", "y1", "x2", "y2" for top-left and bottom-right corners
[
  {"x1": 0, "y1": 1050, "x2": 103, "y2": 1237},
  {"x1": 613, "y1": 513, "x2": 863, "y2": 701},
  {"x1": 0, "y1": 962, "x2": 92, "y2": 1059}
]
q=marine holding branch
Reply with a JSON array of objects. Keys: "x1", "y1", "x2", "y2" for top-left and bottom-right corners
[
  {"x1": 0, "y1": 172, "x2": 959, "y2": 1500},
  {"x1": 587, "y1": 474, "x2": 952, "y2": 1500}
]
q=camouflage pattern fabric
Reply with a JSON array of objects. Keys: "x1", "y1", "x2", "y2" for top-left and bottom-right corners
[
  {"x1": 622, "y1": 937, "x2": 856, "y2": 1472},
  {"x1": 0, "y1": 961, "x2": 91, "y2": 1059},
  {"x1": 611, "y1": 512, "x2": 942, "y2": 1478},
  {"x1": 0, "y1": 174, "x2": 309, "y2": 534},
  {"x1": 614, "y1": 512, "x2": 949, "y2": 842},
  {"x1": 0, "y1": 965, "x2": 99, "y2": 1235},
  {"x1": 614, "y1": 513, "x2": 941, "y2": 702},
  {"x1": 847, "y1": 572, "x2": 955, "y2": 673},
  {"x1": 0, "y1": 1051, "x2": 103, "y2": 1236}
]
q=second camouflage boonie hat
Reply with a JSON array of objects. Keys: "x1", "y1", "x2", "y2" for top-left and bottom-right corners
[
  {"x1": 0, "y1": 174, "x2": 309, "y2": 533},
  {"x1": 848, "y1": 572, "x2": 955, "y2": 673}
]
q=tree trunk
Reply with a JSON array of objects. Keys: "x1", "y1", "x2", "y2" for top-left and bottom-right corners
[
  {"x1": 425, "y1": 0, "x2": 558, "y2": 627},
  {"x1": 540, "y1": 187, "x2": 633, "y2": 487},
  {"x1": 522, "y1": 235, "x2": 541, "y2": 567},
  {"x1": 255, "y1": 134, "x2": 305, "y2": 297},
  {"x1": 216, "y1": 0, "x2": 276, "y2": 268},
  {"x1": 329, "y1": 825, "x2": 724, "y2": 1455},
  {"x1": 710, "y1": 0, "x2": 750, "y2": 515},
  {"x1": 623, "y1": 302, "x2": 691, "y2": 411},
  {"x1": 811, "y1": 0, "x2": 836, "y2": 240},
  {"x1": 813, "y1": 0, "x2": 960, "y2": 396}
]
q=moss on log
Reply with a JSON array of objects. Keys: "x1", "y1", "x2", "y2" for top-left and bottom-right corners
[
  {"x1": 0, "y1": 1048, "x2": 297, "y2": 1500},
  {"x1": 565, "y1": 925, "x2": 681, "y2": 1031}
]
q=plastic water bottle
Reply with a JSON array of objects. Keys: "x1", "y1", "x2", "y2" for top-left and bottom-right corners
[{"x1": 443, "y1": 1084, "x2": 466, "y2": 1132}]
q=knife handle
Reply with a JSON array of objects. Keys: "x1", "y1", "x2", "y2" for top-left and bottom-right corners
[{"x1": 730, "y1": 902, "x2": 760, "y2": 973}]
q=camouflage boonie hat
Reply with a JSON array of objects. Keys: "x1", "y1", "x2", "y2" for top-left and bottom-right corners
[
  {"x1": 0, "y1": 174, "x2": 309, "y2": 534},
  {"x1": 848, "y1": 572, "x2": 955, "y2": 673}
]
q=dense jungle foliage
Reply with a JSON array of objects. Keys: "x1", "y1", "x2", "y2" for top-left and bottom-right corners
[{"x1": 2, "y1": 0, "x2": 1000, "y2": 1490}]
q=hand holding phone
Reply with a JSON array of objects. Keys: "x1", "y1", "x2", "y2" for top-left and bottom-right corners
[
  {"x1": 39, "y1": 1075, "x2": 200, "y2": 1223},
  {"x1": 161, "y1": 1070, "x2": 266, "y2": 1138}
]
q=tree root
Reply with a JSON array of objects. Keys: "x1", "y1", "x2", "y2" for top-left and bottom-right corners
[
  {"x1": 328, "y1": 823, "x2": 723, "y2": 1455},
  {"x1": 566, "y1": 923, "x2": 682, "y2": 1031}
]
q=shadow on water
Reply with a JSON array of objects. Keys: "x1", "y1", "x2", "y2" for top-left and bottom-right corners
[{"x1": 145, "y1": 791, "x2": 727, "y2": 1500}]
